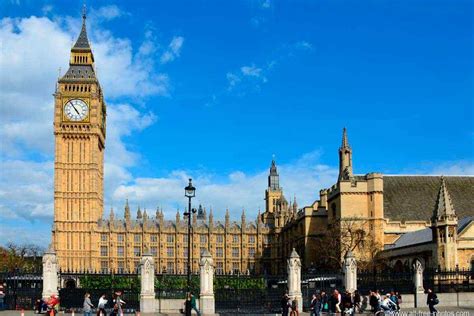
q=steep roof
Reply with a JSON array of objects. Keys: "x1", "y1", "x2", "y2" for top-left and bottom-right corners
[
  {"x1": 387, "y1": 216, "x2": 473, "y2": 250},
  {"x1": 383, "y1": 176, "x2": 474, "y2": 221},
  {"x1": 73, "y1": 13, "x2": 91, "y2": 50}
]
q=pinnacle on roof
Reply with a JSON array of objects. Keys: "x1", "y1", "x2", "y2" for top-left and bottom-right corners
[
  {"x1": 434, "y1": 176, "x2": 457, "y2": 220},
  {"x1": 341, "y1": 127, "x2": 350, "y2": 148},
  {"x1": 270, "y1": 159, "x2": 278, "y2": 175},
  {"x1": 73, "y1": 4, "x2": 92, "y2": 50}
]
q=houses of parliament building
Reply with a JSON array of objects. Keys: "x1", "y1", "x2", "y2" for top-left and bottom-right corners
[{"x1": 52, "y1": 13, "x2": 474, "y2": 275}]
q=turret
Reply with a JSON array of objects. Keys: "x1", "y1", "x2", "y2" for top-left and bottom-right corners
[
  {"x1": 338, "y1": 127, "x2": 353, "y2": 181},
  {"x1": 109, "y1": 207, "x2": 115, "y2": 221},
  {"x1": 176, "y1": 209, "x2": 180, "y2": 224},
  {"x1": 137, "y1": 206, "x2": 142, "y2": 219},
  {"x1": 124, "y1": 199, "x2": 130, "y2": 222},
  {"x1": 431, "y1": 176, "x2": 458, "y2": 269}
]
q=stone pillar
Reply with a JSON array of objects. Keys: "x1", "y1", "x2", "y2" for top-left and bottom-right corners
[
  {"x1": 343, "y1": 250, "x2": 357, "y2": 293},
  {"x1": 287, "y1": 248, "x2": 302, "y2": 312},
  {"x1": 413, "y1": 259, "x2": 424, "y2": 308},
  {"x1": 199, "y1": 249, "x2": 215, "y2": 315},
  {"x1": 42, "y1": 244, "x2": 59, "y2": 299},
  {"x1": 140, "y1": 252, "x2": 155, "y2": 313}
]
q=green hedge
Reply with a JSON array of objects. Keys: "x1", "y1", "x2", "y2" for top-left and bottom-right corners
[
  {"x1": 79, "y1": 275, "x2": 140, "y2": 291},
  {"x1": 78, "y1": 275, "x2": 266, "y2": 290}
]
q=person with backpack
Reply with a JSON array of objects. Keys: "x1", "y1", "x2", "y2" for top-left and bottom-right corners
[
  {"x1": 320, "y1": 291, "x2": 329, "y2": 313},
  {"x1": 426, "y1": 289, "x2": 438, "y2": 315}
]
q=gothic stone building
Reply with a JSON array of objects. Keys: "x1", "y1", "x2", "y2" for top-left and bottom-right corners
[
  {"x1": 52, "y1": 13, "x2": 473, "y2": 275},
  {"x1": 270, "y1": 128, "x2": 474, "y2": 272}
]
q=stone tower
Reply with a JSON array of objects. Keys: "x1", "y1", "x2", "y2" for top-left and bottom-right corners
[
  {"x1": 338, "y1": 127, "x2": 353, "y2": 181},
  {"x1": 431, "y1": 177, "x2": 458, "y2": 270},
  {"x1": 52, "y1": 9, "x2": 106, "y2": 271},
  {"x1": 263, "y1": 160, "x2": 286, "y2": 226}
]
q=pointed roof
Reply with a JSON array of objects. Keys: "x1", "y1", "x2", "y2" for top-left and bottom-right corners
[
  {"x1": 73, "y1": 6, "x2": 91, "y2": 50},
  {"x1": 434, "y1": 176, "x2": 457, "y2": 219},
  {"x1": 341, "y1": 127, "x2": 350, "y2": 148},
  {"x1": 270, "y1": 159, "x2": 278, "y2": 175}
]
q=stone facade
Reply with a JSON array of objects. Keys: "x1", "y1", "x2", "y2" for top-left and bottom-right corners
[{"x1": 52, "y1": 13, "x2": 473, "y2": 274}]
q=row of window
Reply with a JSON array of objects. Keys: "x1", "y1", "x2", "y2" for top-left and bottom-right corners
[
  {"x1": 100, "y1": 246, "x2": 256, "y2": 258},
  {"x1": 101, "y1": 234, "x2": 259, "y2": 243},
  {"x1": 100, "y1": 260, "x2": 254, "y2": 274}
]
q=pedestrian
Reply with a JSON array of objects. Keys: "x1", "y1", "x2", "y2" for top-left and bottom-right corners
[
  {"x1": 310, "y1": 294, "x2": 321, "y2": 316},
  {"x1": 333, "y1": 290, "x2": 341, "y2": 313},
  {"x1": 396, "y1": 291, "x2": 402, "y2": 309},
  {"x1": 190, "y1": 291, "x2": 201, "y2": 316},
  {"x1": 320, "y1": 291, "x2": 329, "y2": 314},
  {"x1": 290, "y1": 298, "x2": 299, "y2": 316},
  {"x1": 353, "y1": 290, "x2": 361, "y2": 313},
  {"x1": 341, "y1": 291, "x2": 353, "y2": 316},
  {"x1": 83, "y1": 293, "x2": 94, "y2": 316},
  {"x1": 426, "y1": 289, "x2": 438, "y2": 315},
  {"x1": 369, "y1": 291, "x2": 379, "y2": 312},
  {"x1": 97, "y1": 294, "x2": 108, "y2": 316},
  {"x1": 184, "y1": 292, "x2": 192, "y2": 316},
  {"x1": 47, "y1": 294, "x2": 60, "y2": 316},
  {"x1": 281, "y1": 294, "x2": 291, "y2": 316},
  {"x1": 113, "y1": 291, "x2": 126, "y2": 316},
  {"x1": 389, "y1": 291, "x2": 399, "y2": 311}
]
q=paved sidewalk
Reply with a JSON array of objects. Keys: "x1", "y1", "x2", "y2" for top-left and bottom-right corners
[{"x1": 1, "y1": 310, "x2": 474, "y2": 316}]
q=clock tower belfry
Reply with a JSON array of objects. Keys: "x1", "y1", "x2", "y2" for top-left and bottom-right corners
[{"x1": 52, "y1": 10, "x2": 106, "y2": 271}]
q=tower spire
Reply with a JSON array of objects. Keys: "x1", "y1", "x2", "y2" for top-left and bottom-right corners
[
  {"x1": 342, "y1": 127, "x2": 349, "y2": 148},
  {"x1": 338, "y1": 127, "x2": 353, "y2": 181},
  {"x1": 73, "y1": 4, "x2": 91, "y2": 51},
  {"x1": 434, "y1": 176, "x2": 457, "y2": 220}
]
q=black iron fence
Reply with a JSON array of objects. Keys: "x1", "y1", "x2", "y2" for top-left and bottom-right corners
[
  {"x1": 424, "y1": 268, "x2": 474, "y2": 293},
  {"x1": 357, "y1": 269, "x2": 414, "y2": 295},
  {"x1": 301, "y1": 271, "x2": 343, "y2": 311},
  {"x1": 0, "y1": 269, "x2": 43, "y2": 310},
  {"x1": 58, "y1": 272, "x2": 140, "y2": 312},
  {"x1": 214, "y1": 274, "x2": 287, "y2": 315}
]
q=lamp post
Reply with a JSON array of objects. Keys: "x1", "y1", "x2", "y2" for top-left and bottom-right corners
[{"x1": 184, "y1": 178, "x2": 196, "y2": 292}]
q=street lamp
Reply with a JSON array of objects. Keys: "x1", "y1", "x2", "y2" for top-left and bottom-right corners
[{"x1": 183, "y1": 178, "x2": 196, "y2": 292}]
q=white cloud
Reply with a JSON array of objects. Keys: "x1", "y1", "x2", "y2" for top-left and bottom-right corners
[
  {"x1": 160, "y1": 36, "x2": 184, "y2": 64},
  {"x1": 0, "y1": 10, "x2": 179, "y2": 245},
  {"x1": 226, "y1": 64, "x2": 267, "y2": 92},
  {"x1": 91, "y1": 5, "x2": 123, "y2": 21},
  {"x1": 295, "y1": 41, "x2": 313, "y2": 51},
  {"x1": 111, "y1": 150, "x2": 338, "y2": 220},
  {"x1": 261, "y1": 0, "x2": 271, "y2": 9},
  {"x1": 241, "y1": 65, "x2": 263, "y2": 77},
  {"x1": 428, "y1": 161, "x2": 474, "y2": 176}
]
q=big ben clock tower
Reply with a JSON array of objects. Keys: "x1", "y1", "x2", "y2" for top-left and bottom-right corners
[{"x1": 52, "y1": 10, "x2": 106, "y2": 271}]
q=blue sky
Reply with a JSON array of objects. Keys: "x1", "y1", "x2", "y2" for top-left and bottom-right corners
[{"x1": 0, "y1": 0, "x2": 472, "y2": 246}]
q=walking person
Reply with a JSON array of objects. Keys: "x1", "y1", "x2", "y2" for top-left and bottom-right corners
[
  {"x1": 83, "y1": 293, "x2": 94, "y2": 316},
  {"x1": 290, "y1": 298, "x2": 299, "y2": 316},
  {"x1": 113, "y1": 291, "x2": 126, "y2": 316},
  {"x1": 320, "y1": 291, "x2": 329, "y2": 314},
  {"x1": 310, "y1": 294, "x2": 321, "y2": 316},
  {"x1": 281, "y1": 294, "x2": 291, "y2": 316},
  {"x1": 341, "y1": 291, "x2": 353, "y2": 316},
  {"x1": 97, "y1": 294, "x2": 108, "y2": 316},
  {"x1": 184, "y1": 292, "x2": 192, "y2": 316},
  {"x1": 426, "y1": 289, "x2": 438, "y2": 315},
  {"x1": 353, "y1": 290, "x2": 361, "y2": 313},
  {"x1": 190, "y1": 291, "x2": 201, "y2": 316}
]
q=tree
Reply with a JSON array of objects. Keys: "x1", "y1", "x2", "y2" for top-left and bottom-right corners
[
  {"x1": 0, "y1": 243, "x2": 45, "y2": 272},
  {"x1": 311, "y1": 218, "x2": 384, "y2": 270}
]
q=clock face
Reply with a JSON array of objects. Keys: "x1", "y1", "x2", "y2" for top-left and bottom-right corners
[{"x1": 64, "y1": 99, "x2": 89, "y2": 121}]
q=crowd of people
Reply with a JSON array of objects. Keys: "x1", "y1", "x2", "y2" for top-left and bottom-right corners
[
  {"x1": 34, "y1": 291, "x2": 126, "y2": 316},
  {"x1": 301, "y1": 288, "x2": 439, "y2": 315}
]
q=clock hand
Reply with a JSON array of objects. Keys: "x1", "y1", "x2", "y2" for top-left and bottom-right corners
[{"x1": 71, "y1": 104, "x2": 80, "y2": 115}]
